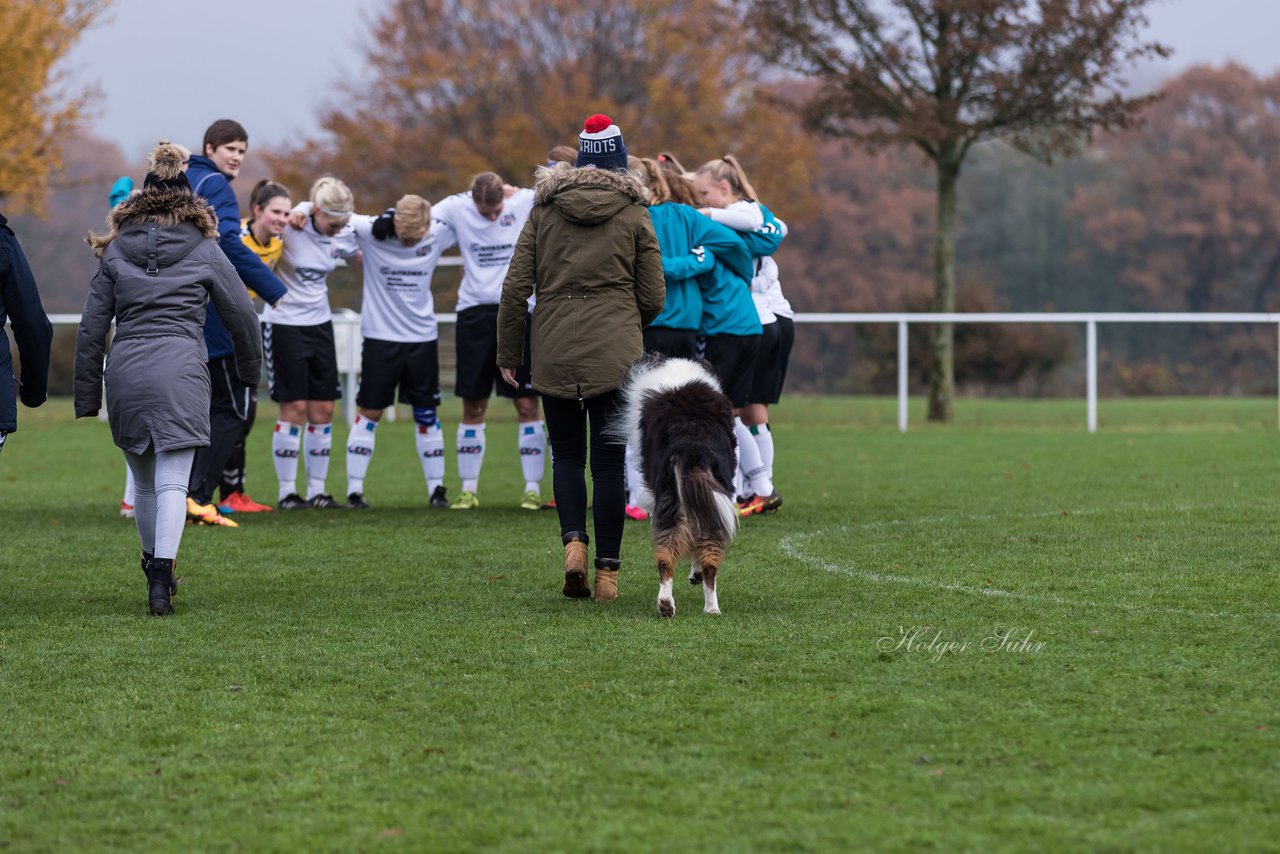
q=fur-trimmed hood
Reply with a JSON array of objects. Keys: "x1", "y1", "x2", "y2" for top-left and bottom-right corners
[
  {"x1": 533, "y1": 163, "x2": 649, "y2": 226},
  {"x1": 87, "y1": 188, "x2": 219, "y2": 263}
]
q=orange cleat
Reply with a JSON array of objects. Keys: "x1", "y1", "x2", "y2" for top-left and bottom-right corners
[{"x1": 221, "y1": 491, "x2": 274, "y2": 513}]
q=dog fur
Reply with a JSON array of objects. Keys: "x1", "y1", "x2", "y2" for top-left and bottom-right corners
[{"x1": 614, "y1": 356, "x2": 738, "y2": 616}]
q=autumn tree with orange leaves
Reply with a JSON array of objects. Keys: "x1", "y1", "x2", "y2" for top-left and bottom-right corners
[
  {"x1": 273, "y1": 0, "x2": 815, "y2": 215},
  {"x1": 1069, "y1": 63, "x2": 1280, "y2": 392},
  {"x1": 0, "y1": 0, "x2": 108, "y2": 215},
  {"x1": 747, "y1": 0, "x2": 1169, "y2": 420}
]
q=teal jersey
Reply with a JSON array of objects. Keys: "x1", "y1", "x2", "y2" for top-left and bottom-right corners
[{"x1": 647, "y1": 202, "x2": 753, "y2": 332}]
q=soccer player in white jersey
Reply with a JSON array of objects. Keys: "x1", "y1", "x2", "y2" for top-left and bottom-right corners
[
  {"x1": 310, "y1": 195, "x2": 452, "y2": 509},
  {"x1": 264, "y1": 177, "x2": 360, "y2": 510},
  {"x1": 431, "y1": 172, "x2": 546, "y2": 511}
]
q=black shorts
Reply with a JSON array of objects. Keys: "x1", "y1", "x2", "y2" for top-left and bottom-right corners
[
  {"x1": 702, "y1": 333, "x2": 760, "y2": 409},
  {"x1": 357, "y1": 338, "x2": 442, "y2": 411},
  {"x1": 454, "y1": 304, "x2": 536, "y2": 400},
  {"x1": 643, "y1": 326, "x2": 699, "y2": 360},
  {"x1": 264, "y1": 321, "x2": 342, "y2": 403},
  {"x1": 749, "y1": 322, "x2": 784, "y2": 405},
  {"x1": 776, "y1": 316, "x2": 795, "y2": 399}
]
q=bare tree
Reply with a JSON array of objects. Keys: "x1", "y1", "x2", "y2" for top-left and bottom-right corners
[{"x1": 747, "y1": 0, "x2": 1168, "y2": 420}]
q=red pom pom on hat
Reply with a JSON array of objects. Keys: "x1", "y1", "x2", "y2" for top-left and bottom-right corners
[{"x1": 584, "y1": 114, "x2": 613, "y2": 133}]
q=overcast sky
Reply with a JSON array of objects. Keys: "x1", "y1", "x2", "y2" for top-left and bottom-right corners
[{"x1": 64, "y1": 0, "x2": 1277, "y2": 160}]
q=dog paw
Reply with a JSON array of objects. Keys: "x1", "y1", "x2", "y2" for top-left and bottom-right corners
[
  {"x1": 704, "y1": 606, "x2": 721, "y2": 615},
  {"x1": 658, "y1": 597, "x2": 675, "y2": 618}
]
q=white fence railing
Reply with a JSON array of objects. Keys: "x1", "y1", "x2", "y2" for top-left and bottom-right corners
[{"x1": 46, "y1": 312, "x2": 1280, "y2": 433}]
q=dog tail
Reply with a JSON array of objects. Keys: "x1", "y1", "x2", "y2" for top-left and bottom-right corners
[{"x1": 674, "y1": 461, "x2": 738, "y2": 544}]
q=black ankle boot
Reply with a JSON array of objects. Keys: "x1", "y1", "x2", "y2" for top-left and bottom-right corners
[
  {"x1": 141, "y1": 551, "x2": 153, "y2": 582},
  {"x1": 148, "y1": 558, "x2": 177, "y2": 616}
]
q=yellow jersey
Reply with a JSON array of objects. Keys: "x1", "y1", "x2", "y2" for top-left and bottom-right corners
[{"x1": 240, "y1": 219, "x2": 283, "y2": 270}]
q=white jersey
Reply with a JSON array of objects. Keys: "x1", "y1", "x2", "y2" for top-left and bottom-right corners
[
  {"x1": 432, "y1": 188, "x2": 536, "y2": 311},
  {"x1": 754, "y1": 256, "x2": 793, "y2": 320},
  {"x1": 261, "y1": 213, "x2": 360, "y2": 327},
  {"x1": 345, "y1": 211, "x2": 448, "y2": 343},
  {"x1": 705, "y1": 199, "x2": 764, "y2": 232}
]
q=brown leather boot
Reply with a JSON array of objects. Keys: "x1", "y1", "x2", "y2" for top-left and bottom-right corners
[
  {"x1": 593, "y1": 557, "x2": 620, "y2": 601},
  {"x1": 562, "y1": 532, "x2": 590, "y2": 599}
]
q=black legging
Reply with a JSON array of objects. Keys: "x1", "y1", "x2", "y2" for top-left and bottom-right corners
[{"x1": 541, "y1": 390, "x2": 626, "y2": 560}]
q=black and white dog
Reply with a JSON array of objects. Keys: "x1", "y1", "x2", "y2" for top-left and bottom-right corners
[{"x1": 615, "y1": 356, "x2": 738, "y2": 616}]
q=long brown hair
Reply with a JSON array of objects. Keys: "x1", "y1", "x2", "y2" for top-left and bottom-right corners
[{"x1": 637, "y1": 157, "x2": 697, "y2": 206}]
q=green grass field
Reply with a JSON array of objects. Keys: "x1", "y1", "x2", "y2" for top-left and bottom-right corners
[{"x1": 2, "y1": 396, "x2": 1277, "y2": 851}]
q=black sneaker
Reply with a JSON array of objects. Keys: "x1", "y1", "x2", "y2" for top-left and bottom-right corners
[
  {"x1": 278, "y1": 493, "x2": 309, "y2": 510},
  {"x1": 347, "y1": 492, "x2": 371, "y2": 510},
  {"x1": 429, "y1": 485, "x2": 449, "y2": 508},
  {"x1": 308, "y1": 493, "x2": 342, "y2": 510}
]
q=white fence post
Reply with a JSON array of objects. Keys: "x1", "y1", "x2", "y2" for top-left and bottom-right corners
[
  {"x1": 897, "y1": 320, "x2": 909, "y2": 433},
  {"x1": 1087, "y1": 319, "x2": 1098, "y2": 434}
]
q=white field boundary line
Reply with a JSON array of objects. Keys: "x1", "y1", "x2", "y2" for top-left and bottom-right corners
[{"x1": 777, "y1": 504, "x2": 1279, "y2": 620}]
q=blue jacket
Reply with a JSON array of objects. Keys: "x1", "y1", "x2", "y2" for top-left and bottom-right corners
[
  {"x1": 0, "y1": 214, "x2": 52, "y2": 433},
  {"x1": 648, "y1": 202, "x2": 753, "y2": 332},
  {"x1": 187, "y1": 155, "x2": 286, "y2": 358}
]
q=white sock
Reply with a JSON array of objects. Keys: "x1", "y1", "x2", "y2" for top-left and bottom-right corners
[
  {"x1": 416, "y1": 422, "x2": 446, "y2": 493},
  {"x1": 734, "y1": 417, "x2": 773, "y2": 497},
  {"x1": 456, "y1": 422, "x2": 486, "y2": 494},
  {"x1": 273, "y1": 421, "x2": 302, "y2": 499},
  {"x1": 346, "y1": 415, "x2": 377, "y2": 496},
  {"x1": 518, "y1": 420, "x2": 546, "y2": 494},
  {"x1": 753, "y1": 422, "x2": 775, "y2": 484},
  {"x1": 625, "y1": 445, "x2": 645, "y2": 505},
  {"x1": 304, "y1": 422, "x2": 333, "y2": 499}
]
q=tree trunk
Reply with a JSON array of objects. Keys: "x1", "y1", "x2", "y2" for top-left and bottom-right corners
[{"x1": 927, "y1": 153, "x2": 960, "y2": 422}]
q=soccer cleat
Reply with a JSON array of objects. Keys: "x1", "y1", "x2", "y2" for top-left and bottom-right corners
[
  {"x1": 737, "y1": 494, "x2": 768, "y2": 518},
  {"x1": 119, "y1": 501, "x2": 135, "y2": 519},
  {"x1": 759, "y1": 490, "x2": 783, "y2": 514},
  {"x1": 347, "y1": 492, "x2": 371, "y2": 510},
  {"x1": 186, "y1": 497, "x2": 239, "y2": 528},
  {"x1": 450, "y1": 491, "x2": 479, "y2": 510},
  {"x1": 429, "y1": 485, "x2": 450, "y2": 508},
  {"x1": 519, "y1": 490, "x2": 542, "y2": 511},
  {"x1": 540, "y1": 498, "x2": 557, "y2": 510},
  {"x1": 624, "y1": 504, "x2": 650, "y2": 521},
  {"x1": 308, "y1": 493, "x2": 342, "y2": 510},
  {"x1": 278, "y1": 493, "x2": 309, "y2": 510},
  {"x1": 221, "y1": 491, "x2": 274, "y2": 513}
]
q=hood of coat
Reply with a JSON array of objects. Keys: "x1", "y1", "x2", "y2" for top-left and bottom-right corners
[
  {"x1": 534, "y1": 163, "x2": 649, "y2": 226},
  {"x1": 89, "y1": 188, "x2": 218, "y2": 266}
]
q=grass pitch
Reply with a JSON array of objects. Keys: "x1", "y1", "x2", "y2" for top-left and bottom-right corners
[{"x1": 1, "y1": 396, "x2": 1277, "y2": 851}]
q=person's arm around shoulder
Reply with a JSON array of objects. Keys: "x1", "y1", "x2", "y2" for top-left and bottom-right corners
[
  {"x1": 689, "y1": 213, "x2": 754, "y2": 283},
  {"x1": 497, "y1": 209, "x2": 540, "y2": 386},
  {"x1": 1, "y1": 227, "x2": 52, "y2": 408},
  {"x1": 73, "y1": 261, "x2": 117, "y2": 418},
  {"x1": 202, "y1": 176, "x2": 288, "y2": 306},
  {"x1": 201, "y1": 242, "x2": 263, "y2": 386},
  {"x1": 633, "y1": 213, "x2": 665, "y2": 328}
]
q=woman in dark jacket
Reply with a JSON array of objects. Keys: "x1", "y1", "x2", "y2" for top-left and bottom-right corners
[
  {"x1": 498, "y1": 115, "x2": 665, "y2": 602},
  {"x1": 75, "y1": 142, "x2": 262, "y2": 616}
]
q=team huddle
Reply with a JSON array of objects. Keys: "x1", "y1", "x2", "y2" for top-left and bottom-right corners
[{"x1": 72, "y1": 114, "x2": 794, "y2": 616}]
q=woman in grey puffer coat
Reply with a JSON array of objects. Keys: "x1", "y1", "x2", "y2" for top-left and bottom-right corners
[{"x1": 75, "y1": 142, "x2": 262, "y2": 616}]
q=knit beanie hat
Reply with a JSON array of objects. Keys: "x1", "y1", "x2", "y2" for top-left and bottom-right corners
[
  {"x1": 576, "y1": 114, "x2": 629, "y2": 172},
  {"x1": 142, "y1": 141, "x2": 191, "y2": 192}
]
